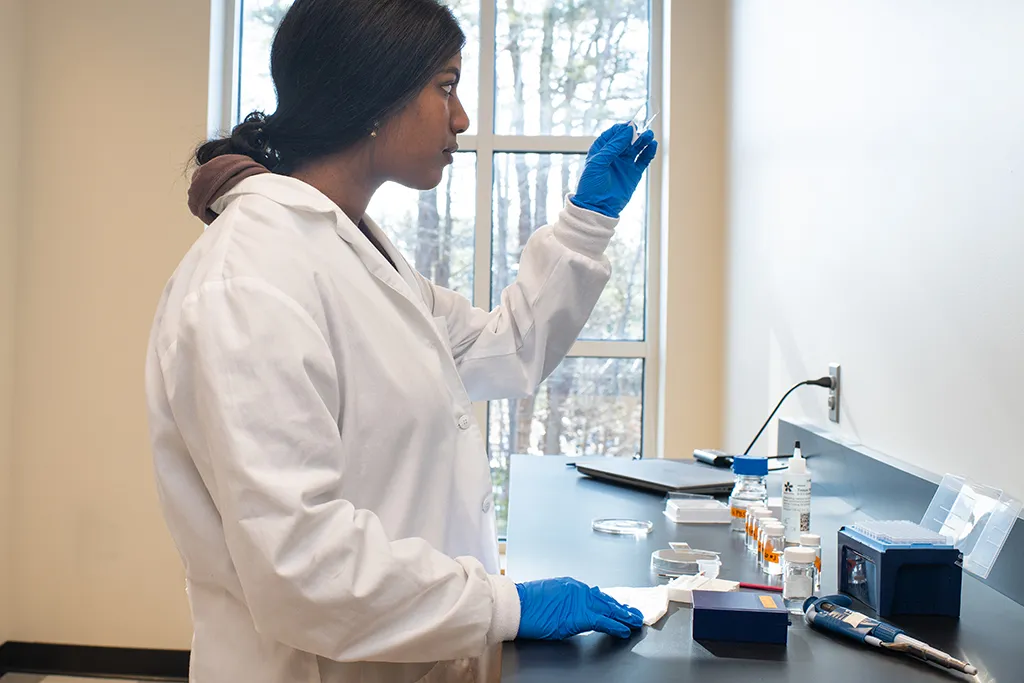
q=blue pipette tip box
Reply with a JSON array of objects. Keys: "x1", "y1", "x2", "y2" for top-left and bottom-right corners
[
  {"x1": 691, "y1": 590, "x2": 790, "y2": 645},
  {"x1": 838, "y1": 523, "x2": 962, "y2": 619}
]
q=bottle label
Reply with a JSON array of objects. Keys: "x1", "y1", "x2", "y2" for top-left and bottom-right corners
[
  {"x1": 731, "y1": 506, "x2": 747, "y2": 519},
  {"x1": 763, "y1": 542, "x2": 780, "y2": 564},
  {"x1": 782, "y1": 478, "x2": 812, "y2": 541},
  {"x1": 814, "y1": 555, "x2": 821, "y2": 573}
]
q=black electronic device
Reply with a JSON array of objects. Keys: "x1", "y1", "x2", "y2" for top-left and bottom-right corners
[{"x1": 575, "y1": 458, "x2": 736, "y2": 495}]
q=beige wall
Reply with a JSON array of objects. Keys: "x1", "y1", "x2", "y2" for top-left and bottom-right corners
[
  {"x1": 725, "y1": 0, "x2": 1024, "y2": 497},
  {"x1": 0, "y1": 0, "x2": 25, "y2": 644},
  {"x1": 10, "y1": 0, "x2": 210, "y2": 647},
  {"x1": 657, "y1": 0, "x2": 729, "y2": 459}
]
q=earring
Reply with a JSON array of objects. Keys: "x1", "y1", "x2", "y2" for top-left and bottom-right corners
[{"x1": 370, "y1": 121, "x2": 380, "y2": 138}]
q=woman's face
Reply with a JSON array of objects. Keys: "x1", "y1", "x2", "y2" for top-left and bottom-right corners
[{"x1": 375, "y1": 53, "x2": 469, "y2": 191}]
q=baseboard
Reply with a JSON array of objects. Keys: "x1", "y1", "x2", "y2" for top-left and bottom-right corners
[{"x1": 0, "y1": 641, "x2": 189, "y2": 680}]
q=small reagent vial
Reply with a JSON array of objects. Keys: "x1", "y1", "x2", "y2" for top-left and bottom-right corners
[
  {"x1": 800, "y1": 533, "x2": 822, "y2": 590},
  {"x1": 728, "y1": 456, "x2": 769, "y2": 533},
  {"x1": 762, "y1": 522, "x2": 786, "y2": 576},
  {"x1": 757, "y1": 516, "x2": 779, "y2": 571},
  {"x1": 746, "y1": 507, "x2": 771, "y2": 552},
  {"x1": 783, "y1": 546, "x2": 818, "y2": 612}
]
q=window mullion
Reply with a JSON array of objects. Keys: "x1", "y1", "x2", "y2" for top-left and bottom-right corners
[
  {"x1": 473, "y1": 0, "x2": 497, "y2": 311},
  {"x1": 566, "y1": 341, "x2": 648, "y2": 359},
  {"x1": 491, "y1": 136, "x2": 595, "y2": 154}
]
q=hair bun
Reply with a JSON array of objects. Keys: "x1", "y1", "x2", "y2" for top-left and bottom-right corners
[{"x1": 229, "y1": 112, "x2": 279, "y2": 168}]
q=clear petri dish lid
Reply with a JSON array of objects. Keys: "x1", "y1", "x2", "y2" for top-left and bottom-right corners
[{"x1": 592, "y1": 518, "x2": 654, "y2": 536}]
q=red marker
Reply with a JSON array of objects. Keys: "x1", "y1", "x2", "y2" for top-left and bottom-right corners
[{"x1": 739, "y1": 582, "x2": 784, "y2": 593}]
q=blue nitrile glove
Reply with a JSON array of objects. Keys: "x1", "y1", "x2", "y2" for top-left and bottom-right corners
[
  {"x1": 515, "y1": 577, "x2": 645, "y2": 640},
  {"x1": 570, "y1": 123, "x2": 658, "y2": 219}
]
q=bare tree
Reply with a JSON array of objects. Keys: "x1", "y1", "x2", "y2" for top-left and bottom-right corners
[
  {"x1": 438, "y1": 169, "x2": 455, "y2": 289},
  {"x1": 415, "y1": 189, "x2": 440, "y2": 277}
]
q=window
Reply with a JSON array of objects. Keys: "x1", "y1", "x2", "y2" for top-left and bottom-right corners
[{"x1": 230, "y1": 0, "x2": 660, "y2": 536}]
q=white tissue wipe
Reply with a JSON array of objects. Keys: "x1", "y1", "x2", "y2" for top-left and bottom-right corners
[{"x1": 601, "y1": 586, "x2": 670, "y2": 626}]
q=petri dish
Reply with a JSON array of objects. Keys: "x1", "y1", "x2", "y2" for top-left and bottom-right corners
[
  {"x1": 651, "y1": 548, "x2": 721, "y2": 577},
  {"x1": 592, "y1": 518, "x2": 654, "y2": 535}
]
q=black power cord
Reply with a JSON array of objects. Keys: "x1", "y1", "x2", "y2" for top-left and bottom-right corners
[{"x1": 742, "y1": 376, "x2": 834, "y2": 455}]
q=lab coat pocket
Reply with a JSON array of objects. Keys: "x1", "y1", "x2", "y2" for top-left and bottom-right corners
[{"x1": 432, "y1": 316, "x2": 454, "y2": 357}]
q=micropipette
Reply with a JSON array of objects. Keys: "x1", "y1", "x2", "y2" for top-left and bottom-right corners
[{"x1": 804, "y1": 595, "x2": 977, "y2": 676}]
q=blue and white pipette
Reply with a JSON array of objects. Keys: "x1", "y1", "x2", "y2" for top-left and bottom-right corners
[{"x1": 803, "y1": 595, "x2": 976, "y2": 676}]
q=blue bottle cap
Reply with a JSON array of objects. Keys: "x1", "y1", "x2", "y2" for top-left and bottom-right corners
[{"x1": 732, "y1": 456, "x2": 768, "y2": 476}]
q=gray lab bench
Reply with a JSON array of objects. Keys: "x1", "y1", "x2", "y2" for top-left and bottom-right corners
[{"x1": 501, "y1": 454, "x2": 1024, "y2": 683}]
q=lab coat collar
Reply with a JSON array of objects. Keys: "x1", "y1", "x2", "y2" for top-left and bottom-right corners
[
  {"x1": 359, "y1": 214, "x2": 422, "y2": 295},
  {"x1": 212, "y1": 172, "x2": 339, "y2": 218},
  {"x1": 213, "y1": 173, "x2": 429, "y2": 315}
]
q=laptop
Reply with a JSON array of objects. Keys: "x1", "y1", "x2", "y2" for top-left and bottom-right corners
[{"x1": 575, "y1": 458, "x2": 737, "y2": 495}]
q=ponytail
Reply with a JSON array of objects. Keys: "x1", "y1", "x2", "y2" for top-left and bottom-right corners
[{"x1": 195, "y1": 111, "x2": 281, "y2": 170}]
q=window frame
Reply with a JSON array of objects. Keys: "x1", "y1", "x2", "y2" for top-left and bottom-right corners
[{"x1": 214, "y1": 0, "x2": 663, "y2": 462}]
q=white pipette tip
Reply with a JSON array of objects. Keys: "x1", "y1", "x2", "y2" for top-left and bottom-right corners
[{"x1": 964, "y1": 664, "x2": 978, "y2": 676}]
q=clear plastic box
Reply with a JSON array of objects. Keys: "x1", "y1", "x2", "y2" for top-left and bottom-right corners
[{"x1": 919, "y1": 474, "x2": 1023, "y2": 579}]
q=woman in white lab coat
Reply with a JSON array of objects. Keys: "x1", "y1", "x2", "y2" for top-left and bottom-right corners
[{"x1": 145, "y1": 0, "x2": 657, "y2": 681}]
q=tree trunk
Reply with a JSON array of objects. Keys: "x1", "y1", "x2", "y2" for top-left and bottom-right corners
[
  {"x1": 506, "y1": 0, "x2": 533, "y2": 257},
  {"x1": 515, "y1": 156, "x2": 532, "y2": 256},
  {"x1": 533, "y1": 3, "x2": 556, "y2": 231},
  {"x1": 543, "y1": 371, "x2": 574, "y2": 454},
  {"x1": 438, "y1": 168, "x2": 455, "y2": 288},
  {"x1": 617, "y1": 237, "x2": 645, "y2": 337},
  {"x1": 561, "y1": 155, "x2": 572, "y2": 199},
  {"x1": 416, "y1": 189, "x2": 439, "y2": 277},
  {"x1": 515, "y1": 396, "x2": 536, "y2": 454},
  {"x1": 495, "y1": 155, "x2": 511, "y2": 297}
]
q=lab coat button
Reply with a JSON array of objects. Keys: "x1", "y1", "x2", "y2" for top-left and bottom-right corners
[
  {"x1": 458, "y1": 415, "x2": 471, "y2": 430},
  {"x1": 482, "y1": 497, "x2": 493, "y2": 513}
]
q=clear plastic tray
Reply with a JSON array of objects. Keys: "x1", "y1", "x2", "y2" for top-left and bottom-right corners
[
  {"x1": 664, "y1": 492, "x2": 731, "y2": 524},
  {"x1": 919, "y1": 474, "x2": 1023, "y2": 579}
]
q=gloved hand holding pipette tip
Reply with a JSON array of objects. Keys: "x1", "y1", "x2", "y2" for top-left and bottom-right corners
[{"x1": 570, "y1": 122, "x2": 658, "y2": 219}]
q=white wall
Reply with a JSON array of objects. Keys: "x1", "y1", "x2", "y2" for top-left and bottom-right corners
[
  {"x1": 0, "y1": 0, "x2": 25, "y2": 645},
  {"x1": 725, "y1": 0, "x2": 1024, "y2": 499},
  {"x1": 10, "y1": 0, "x2": 208, "y2": 647}
]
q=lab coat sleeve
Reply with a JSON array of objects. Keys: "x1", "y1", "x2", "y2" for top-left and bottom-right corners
[
  {"x1": 175, "y1": 276, "x2": 521, "y2": 663},
  {"x1": 420, "y1": 198, "x2": 617, "y2": 402}
]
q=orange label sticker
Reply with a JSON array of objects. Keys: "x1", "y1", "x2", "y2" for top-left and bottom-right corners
[
  {"x1": 759, "y1": 595, "x2": 778, "y2": 609},
  {"x1": 815, "y1": 556, "x2": 822, "y2": 572},
  {"x1": 731, "y1": 507, "x2": 747, "y2": 519}
]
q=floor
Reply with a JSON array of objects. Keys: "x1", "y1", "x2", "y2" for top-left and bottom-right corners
[{"x1": 2, "y1": 676, "x2": 149, "y2": 682}]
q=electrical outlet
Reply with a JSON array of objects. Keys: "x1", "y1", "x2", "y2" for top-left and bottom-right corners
[{"x1": 828, "y1": 364, "x2": 841, "y2": 423}]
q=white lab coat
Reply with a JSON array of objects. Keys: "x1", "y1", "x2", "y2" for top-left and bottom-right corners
[{"x1": 145, "y1": 173, "x2": 616, "y2": 683}]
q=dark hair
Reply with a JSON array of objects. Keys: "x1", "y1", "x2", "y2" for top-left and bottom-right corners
[{"x1": 196, "y1": 0, "x2": 465, "y2": 172}]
